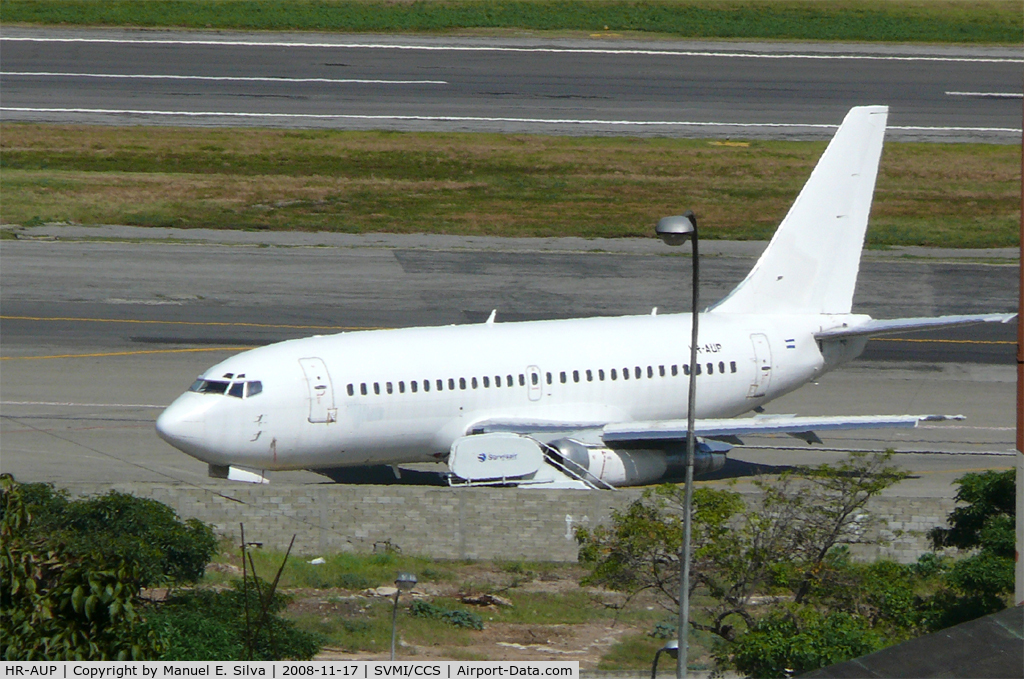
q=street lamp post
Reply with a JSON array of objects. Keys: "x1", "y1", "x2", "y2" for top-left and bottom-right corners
[
  {"x1": 390, "y1": 572, "x2": 418, "y2": 660},
  {"x1": 651, "y1": 639, "x2": 679, "y2": 679},
  {"x1": 656, "y1": 212, "x2": 700, "y2": 679}
]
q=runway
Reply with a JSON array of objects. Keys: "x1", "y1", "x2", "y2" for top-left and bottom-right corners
[
  {"x1": 2, "y1": 27, "x2": 1021, "y2": 141},
  {"x1": 0, "y1": 227, "x2": 1017, "y2": 498}
]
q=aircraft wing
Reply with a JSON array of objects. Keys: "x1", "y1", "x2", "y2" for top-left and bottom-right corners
[
  {"x1": 601, "y1": 413, "x2": 963, "y2": 444},
  {"x1": 816, "y1": 313, "x2": 1015, "y2": 340},
  {"x1": 472, "y1": 413, "x2": 963, "y2": 445}
]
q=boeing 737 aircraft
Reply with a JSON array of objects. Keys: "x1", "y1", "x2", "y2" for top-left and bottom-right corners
[{"x1": 156, "y1": 106, "x2": 1014, "y2": 489}]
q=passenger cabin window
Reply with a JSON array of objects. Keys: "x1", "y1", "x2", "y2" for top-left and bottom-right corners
[
  {"x1": 471, "y1": 377, "x2": 478, "y2": 389},
  {"x1": 586, "y1": 369, "x2": 593, "y2": 382},
  {"x1": 611, "y1": 369, "x2": 617, "y2": 380},
  {"x1": 599, "y1": 369, "x2": 605, "y2": 381},
  {"x1": 659, "y1": 365, "x2": 666, "y2": 377},
  {"x1": 719, "y1": 361, "x2": 725, "y2": 374},
  {"x1": 707, "y1": 363, "x2": 714, "y2": 375},
  {"x1": 424, "y1": 380, "x2": 431, "y2": 392},
  {"x1": 635, "y1": 367, "x2": 642, "y2": 379},
  {"x1": 495, "y1": 375, "x2": 502, "y2": 387},
  {"x1": 531, "y1": 373, "x2": 539, "y2": 386},
  {"x1": 347, "y1": 384, "x2": 355, "y2": 396},
  {"x1": 730, "y1": 361, "x2": 737, "y2": 373},
  {"x1": 507, "y1": 375, "x2": 514, "y2": 387},
  {"x1": 361, "y1": 383, "x2": 368, "y2": 395},
  {"x1": 560, "y1": 371, "x2": 567, "y2": 384},
  {"x1": 399, "y1": 381, "x2": 405, "y2": 393},
  {"x1": 683, "y1": 364, "x2": 690, "y2": 376},
  {"x1": 519, "y1": 374, "x2": 526, "y2": 386},
  {"x1": 374, "y1": 382, "x2": 381, "y2": 395},
  {"x1": 623, "y1": 368, "x2": 629, "y2": 380},
  {"x1": 386, "y1": 382, "x2": 393, "y2": 394},
  {"x1": 671, "y1": 365, "x2": 678, "y2": 376},
  {"x1": 412, "y1": 381, "x2": 419, "y2": 393},
  {"x1": 546, "y1": 372, "x2": 552, "y2": 385},
  {"x1": 483, "y1": 376, "x2": 490, "y2": 388},
  {"x1": 573, "y1": 370, "x2": 579, "y2": 383},
  {"x1": 437, "y1": 379, "x2": 444, "y2": 391},
  {"x1": 647, "y1": 366, "x2": 654, "y2": 378}
]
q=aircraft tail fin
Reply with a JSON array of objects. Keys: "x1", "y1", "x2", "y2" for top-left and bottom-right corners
[{"x1": 712, "y1": 106, "x2": 888, "y2": 315}]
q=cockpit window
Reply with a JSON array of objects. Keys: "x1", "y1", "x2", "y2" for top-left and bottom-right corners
[
  {"x1": 190, "y1": 378, "x2": 262, "y2": 397},
  {"x1": 196, "y1": 380, "x2": 230, "y2": 395}
]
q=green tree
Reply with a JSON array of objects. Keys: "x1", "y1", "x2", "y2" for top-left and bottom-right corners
[
  {"x1": 924, "y1": 469, "x2": 1015, "y2": 630},
  {"x1": 576, "y1": 452, "x2": 911, "y2": 674}
]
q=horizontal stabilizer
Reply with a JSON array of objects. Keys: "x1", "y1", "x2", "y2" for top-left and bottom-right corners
[
  {"x1": 816, "y1": 313, "x2": 1016, "y2": 340},
  {"x1": 602, "y1": 414, "x2": 964, "y2": 444}
]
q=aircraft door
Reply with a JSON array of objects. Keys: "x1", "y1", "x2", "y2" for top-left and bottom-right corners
[
  {"x1": 748, "y1": 334, "x2": 772, "y2": 398},
  {"x1": 526, "y1": 365, "x2": 543, "y2": 402},
  {"x1": 298, "y1": 357, "x2": 337, "y2": 423}
]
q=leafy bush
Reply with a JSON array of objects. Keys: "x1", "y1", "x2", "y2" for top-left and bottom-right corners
[
  {"x1": 9, "y1": 481, "x2": 216, "y2": 587},
  {"x1": 143, "y1": 580, "x2": 324, "y2": 660},
  {"x1": 410, "y1": 600, "x2": 484, "y2": 630},
  {"x1": 1, "y1": 475, "x2": 165, "y2": 660},
  {"x1": 726, "y1": 607, "x2": 884, "y2": 679}
]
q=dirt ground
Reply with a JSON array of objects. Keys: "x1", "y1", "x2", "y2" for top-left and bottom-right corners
[{"x1": 292, "y1": 568, "x2": 656, "y2": 666}]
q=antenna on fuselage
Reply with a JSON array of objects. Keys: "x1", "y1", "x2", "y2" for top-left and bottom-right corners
[{"x1": 486, "y1": 309, "x2": 497, "y2": 325}]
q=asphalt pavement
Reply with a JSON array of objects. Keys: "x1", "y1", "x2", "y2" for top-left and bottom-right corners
[
  {"x1": 2, "y1": 27, "x2": 1021, "y2": 141},
  {"x1": 0, "y1": 227, "x2": 1017, "y2": 499}
]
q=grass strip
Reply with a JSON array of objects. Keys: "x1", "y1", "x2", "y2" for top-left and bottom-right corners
[
  {"x1": 1, "y1": 123, "x2": 1019, "y2": 248},
  {"x1": 2, "y1": 0, "x2": 1021, "y2": 44}
]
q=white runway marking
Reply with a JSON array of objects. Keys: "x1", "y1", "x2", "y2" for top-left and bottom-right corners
[
  {"x1": 1, "y1": 400, "x2": 166, "y2": 408},
  {"x1": 1, "y1": 71, "x2": 448, "y2": 85},
  {"x1": 946, "y1": 90, "x2": 1023, "y2": 99},
  {"x1": 3, "y1": 36, "x2": 1021, "y2": 64},
  {"x1": 2, "y1": 106, "x2": 1021, "y2": 134}
]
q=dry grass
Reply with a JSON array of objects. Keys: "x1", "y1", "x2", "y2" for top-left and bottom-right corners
[{"x1": 1, "y1": 124, "x2": 1019, "y2": 246}]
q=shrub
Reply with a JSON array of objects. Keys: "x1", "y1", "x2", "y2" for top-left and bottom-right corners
[
  {"x1": 410, "y1": 600, "x2": 484, "y2": 630},
  {"x1": 10, "y1": 481, "x2": 216, "y2": 587},
  {"x1": 144, "y1": 579, "x2": 324, "y2": 660}
]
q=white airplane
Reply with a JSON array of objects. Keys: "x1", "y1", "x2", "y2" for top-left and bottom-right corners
[{"x1": 156, "y1": 106, "x2": 1014, "y2": 489}]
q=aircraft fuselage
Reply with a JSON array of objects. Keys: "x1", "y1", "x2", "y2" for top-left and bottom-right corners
[{"x1": 157, "y1": 311, "x2": 865, "y2": 472}]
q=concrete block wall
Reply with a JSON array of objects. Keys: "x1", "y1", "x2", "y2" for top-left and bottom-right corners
[{"x1": 61, "y1": 482, "x2": 955, "y2": 563}]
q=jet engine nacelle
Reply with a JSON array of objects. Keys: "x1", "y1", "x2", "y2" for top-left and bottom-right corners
[{"x1": 548, "y1": 438, "x2": 727, "y2": 487}]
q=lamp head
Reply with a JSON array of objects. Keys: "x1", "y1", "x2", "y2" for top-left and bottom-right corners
[
  {"x1": 660, "y1": 639, "x2": 679, "y2": 658},
  {"x1": 395, "y1": 572, "x2": 418, "y2": 591},
  {"x1": 655, "y1": 211, "x2": 697, "y2": 247}
]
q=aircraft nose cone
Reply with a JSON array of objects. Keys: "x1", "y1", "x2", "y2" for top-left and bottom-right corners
[{"x1": 156, "y1": 395, "x2": 208, "y2": 458}]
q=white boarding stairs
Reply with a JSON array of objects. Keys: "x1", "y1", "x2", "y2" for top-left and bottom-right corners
[{"x1": 447, "y1": 432, "x2": 611, "y2": 490}]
